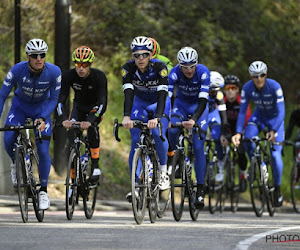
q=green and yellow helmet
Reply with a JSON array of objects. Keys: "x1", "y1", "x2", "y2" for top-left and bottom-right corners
[
  {"x1": 148, "y1": 37, "x2": 161, "y2": 58},
  {"x1": 72, "y1": 46, "x2": 95, "y2": 63}
]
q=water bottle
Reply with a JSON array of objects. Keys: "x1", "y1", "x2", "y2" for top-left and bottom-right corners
[
  {"x1": 186, "y1": 157, "x2": 192, "y2": 176},
  {"x1": 25, "y1": 154, "x2": 31, "y2": 170},
  {"x1": 81, "y1": 154, "x2": 89, "y2": 174},
  {"x1": 261, "y1": 162, "x2": 268, "y2": 183},
  {"x1": 146, "y1": 156, "x2": 153, "y2": 179}
]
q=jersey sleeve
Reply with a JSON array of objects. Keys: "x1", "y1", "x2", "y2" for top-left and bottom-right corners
[
  {"x1": 155, "y1": 62, "x2": 168, "y2": 118},
  {"x1": 269, "y1": 86, "x2": 285, "y2": 132},
  {"x1": 40, "y1": 66, "x2": 62, "y2": 119},
  {"x1": 236, "y1": 85, "x2": 250, "y2": 134},
  {"x1": 94, "y1": 70, "x2": 108, "y2": 117},
  {"x1": 122, "y1": 63, "x2": 135, "y2": 116},
  {"x1": 0, "y1": 67, "x2": 17, "y2": 117}
]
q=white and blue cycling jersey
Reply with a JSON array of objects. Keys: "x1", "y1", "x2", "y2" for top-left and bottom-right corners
[
  {"x1": 0, "y1": 61, "x2": 61, "y2": 187},
  {"x1": 236, "y1": 78, "x2": 285, "y2": 134},
  {"x1": 168, "y1": 64, "x2": 210, "y2": 185},
  {"x1": 237, "y1": 78, "x2": 285, "y2": 186}
]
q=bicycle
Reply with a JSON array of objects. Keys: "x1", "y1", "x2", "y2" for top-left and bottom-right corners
[
  {"x1": 245, "y1": 136, "x2": 281, "y2": 217},
  {"x1": 0, "y1": 119, "x2": 44, "y2": 223},
  {"x1": 64, "y1": 122, "x2": 98, "y2": 220},
  {"x1": 283, "y1": 138, "x2": 300, "y2": 213},
  {"x1": 204, "y1": 134, "x2": 222, "y2": 214},
  {"x1": 113, "y1": 118, "x2": 169, "y2": 224},
  {"x1": 218, "y1": 144, "x2": 240, "y2": 213},
  {"x1": 170, "y1": 122, "x2": 204, "y2": 221}
]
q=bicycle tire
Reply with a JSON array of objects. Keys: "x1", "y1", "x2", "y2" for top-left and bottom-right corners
[
  {"x1": 230, "y1": 158, "x2": 240, "y2": 213},
  {"x1": 30, "y1": 151, "x2": 44, "y2": 222},
  {"x1": 265, "y1": 161, "x2": 275, "y2": 217},
  {"x1": 171, "y1": 150, "x2": 185, "y2": 221},
  {"x1": 148, "y1": 186, "x2": 158, "y2": 223},
  {"x1": 208, "y1": 161, "x2": 220, "y2": 214},
  {"x1": 131, "y1": 147, "x2": 147, "y2": 224},
  {"x1": 156, "y1": 149, "x2": 171, "y2": 218},
  {"x1": 188, "y1": 185, "x2": 199, "y2": 221},
  {"x1": 66, "y1": 148, "x2": 78, "y2": 220},
  {"x1": 249, "y1": 157, "x2": 264, "y2": 217},
  {"x1": 15, "y1": 147, "x2": 29, "y2": 223},
  {"x1": 291, "y1": 162, "x2": 300, "y2": 213},
  {"x1": 82, "y1": 158, "x2": 98, "y2": 219}
]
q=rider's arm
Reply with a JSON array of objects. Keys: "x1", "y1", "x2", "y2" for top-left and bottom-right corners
[
  {"x1": 269, "y1": 84, "x2": 285, "y2": 133},
  {"x1": 122, "y1": 64, "x2": 135, "y2": 117},
  {"x1": 236, "y1": 85, "x2": 250, "y2": 134},
  {"x1": 57, "y1": 70, "x2": 72, "y2": 121},
  {"x1": 154, "y1": 62, "x2": 168, "y2": 119},
  {"x1": 40, "y1": 65, "x2": 62, "y2": 120},
  {"x1": 90, "y1": 69, "x2": 108, "y2": 122},
  {"x1": 0, "y1": 66, "x2": 18, "y2": 117}
]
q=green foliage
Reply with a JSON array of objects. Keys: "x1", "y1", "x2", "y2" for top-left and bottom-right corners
[{"x1": 1, "y1": 0, "x2": 300, "y2": 200}]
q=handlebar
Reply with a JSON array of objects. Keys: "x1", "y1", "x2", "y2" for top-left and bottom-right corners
[
  {"x1": 170, "y1": 122, "x2": 206, "y2": 140},
  {"x1": 113, "y1": 118, "x2": 165, "y2": 142}
]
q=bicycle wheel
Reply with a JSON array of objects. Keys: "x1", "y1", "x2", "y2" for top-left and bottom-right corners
[
  {"x1": 230, "y1": 157, "x2": 240, "y2": 213},
  {"x1": 208, "y1": 161, "x2": 221, "y2": 214},
  {"x1": 188, "y1": 182, "x2": 199, "y2": 221},
  {"x1": 265, "y1": 161, "x2": 275, "y2": 217},
  {"x1": 249, "y1": 157, "x2": 264, "y2": 217},
  {"x1": 157, "y1": 154, "x2": 171, "y2": 218},
  {"x1": 148, "y1": 175, "x2": 158, "y2": 224},
  {"x1": 291, "y1": 162, "x2": 300, "y2": 213},
  {"x1": 131, "y1": 147, "x2": 147, "y2": 224},
  {"x1": 15, "y1": 147, "x2": 29, "y2": 223},
  {"x1": 30, "y1": 151, "x2": 44, "y2": 222},
  {"x1": 83, "y1": 160, "x2": 98, "y2": 219},
  {"x1": 66, "y1": 148, "x2": 78, "y2": 220},
  {"x1": 171, "y1": 150, "x2": 185, "y2": 221}
]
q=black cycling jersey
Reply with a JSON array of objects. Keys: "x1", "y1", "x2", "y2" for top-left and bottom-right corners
[
  {"x1": 122, "y1": 59, "x2": 168, "y2": 118},
  {"x1": 58, "y1": 68, "x2": 107, "y2": 121},
  {"x1": 286, "y1": 109, "x2": 300, "y2": 140}
]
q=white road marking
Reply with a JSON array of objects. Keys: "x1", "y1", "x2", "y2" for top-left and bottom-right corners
[{"x1": 235, "y1": 226, "x2": 300, "y2": 250}]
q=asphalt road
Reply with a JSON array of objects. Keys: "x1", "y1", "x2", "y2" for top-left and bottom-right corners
[{"x1": 0, "y1": 195, "x2": 300, "y2": 250}]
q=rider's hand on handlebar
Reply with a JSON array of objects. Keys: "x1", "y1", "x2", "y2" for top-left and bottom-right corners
[
  {"x1": 232, "y1": 133, "x2": 241, "y2": 147},
  {"x1": 147, "y1": 118, "x2": 158, "y2": 129},
  {"x1": 220, "y1": 135, "x2": 229, "y2": 147},
  {"x1": 182, "y1": 119, "x2": 195, "y2": 129},
  {"x1": 122, "y1": 116, "x2": 134, "y2": 129},
  {"x1": 62, "y1": 120, "x2": 74, "y2": 129},
  {"x1": 80, "y1": 121, "x2": 91, "y2": 130},
  {"x1": 266, "y1": 130, "x2": 276, "y2": 143},
  {"x1": 34, "y1": 118, "x2": 45, "y2": 132}
]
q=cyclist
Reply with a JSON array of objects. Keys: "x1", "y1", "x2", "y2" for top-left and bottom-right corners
[
  {"x1": 223, "y1": 74, "x2": 251, "y2": 192},
  {"x1": 207, "y1": 71, "x2": 230, "y2": 182},
  {"x1": 285, "y1": 91, "x2": 300, "y2": 141},
  {"x1": 168, "y1": 46, "x2": 210, "y2": 209},
  {"x1": 148, "y1": 37, "x2": 173, "y2": 74},
  {"x1": 57, "y1": 46, "x2": 107, "y2": 182},
  {"x1": 121, "y1": 36, "x2": 170, "y2": 202},
  {"x1": 232, "y1": 60, "x2": 285, "y2": 207},
  {"x1": 148, "y1": 37, "x2": 175, "y2": 169},
  {"x1": 0, "y1": 38, "x2": 61, "y2": 210}
]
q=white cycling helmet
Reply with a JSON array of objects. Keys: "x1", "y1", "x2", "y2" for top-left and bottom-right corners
[
  {"x1": 248, "y1": 60, "x2": 267, "y2": 76},
  {"x1": 130, "y1": 36, "x2": 153, "y2": 52},
  {"x1": 177, "y1": 47, "x2": 198, "y2": 65},
  {"x1": 210, "y1": 71, "x2": 225, "y2": 90},
  {"x1": 25, "y1": 38, "x2": 48, "y2": 54}
]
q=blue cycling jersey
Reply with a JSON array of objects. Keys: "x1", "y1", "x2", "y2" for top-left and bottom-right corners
[
  {"x1": 0, "y1": 61, "x2": 61, "y2": 119},
  {"x1": 236, "y1": 78, "x2": 285, "y2": 133},
  {"x1": 168, "y1": 64, "x2": 210, "y2": 102}
]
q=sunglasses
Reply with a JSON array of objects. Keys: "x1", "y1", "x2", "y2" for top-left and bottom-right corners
[
  {"x1": 180, "y1": 64, "x2": 196, "y2": 69},
  {"x1": 30, "y1": 53, "x2": 46, "y2": 59},
  {"x1": 133, "y1": 52, "x2": 150, "y2": 59},
  {"x1": 75, "y1": 62, "x2": 90, "y2": 68},
  {"x1": 225, "y1": 85, "x2": 238, "y2": 91},
  {"x1": 252, "y1": 73, "x2": 266, "y2": 79}
]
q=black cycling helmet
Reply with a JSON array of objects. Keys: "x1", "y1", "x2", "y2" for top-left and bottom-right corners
[{"x1": 224, "y1": 74, "x2": 240, "y2": 88}]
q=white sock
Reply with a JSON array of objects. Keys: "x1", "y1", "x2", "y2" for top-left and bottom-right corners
[{"x1": 159, "y1": 164, "x2": 167, "y2": 172}]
